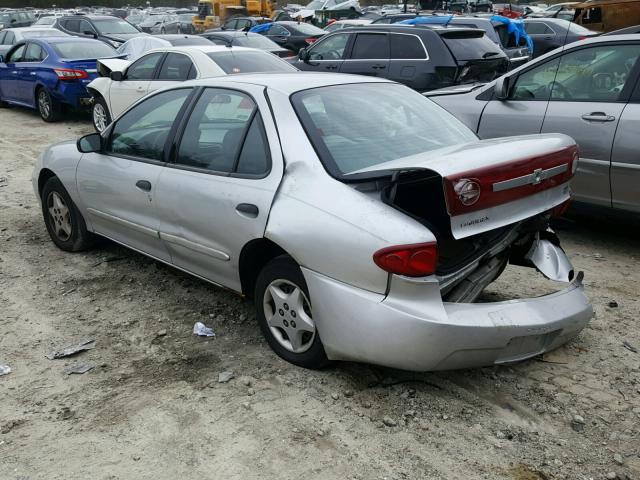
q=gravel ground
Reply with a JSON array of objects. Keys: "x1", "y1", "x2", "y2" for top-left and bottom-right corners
[{"x1": 0, "y1": 106, "x2": 639, "y2": 480}]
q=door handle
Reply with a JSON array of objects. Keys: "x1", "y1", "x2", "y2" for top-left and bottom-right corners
[
  {"x1": 135, "y1": 180, "x2": 152, "y2": 192},
  {"x1": 136, "y1": 86, "x2": 145, "y2": 91},
  {"x1": 372, "y1": 64, "x2": 386, "y2": 70},
  {"x1": 581, "y1": 112, "x2": 616, "y2": 122},
  {"x1": 236, "y1": 203, "x2": 259, "y2": 217},
  {"x1": 325, "y1": 65, "x2": 337, "y2": 70}
]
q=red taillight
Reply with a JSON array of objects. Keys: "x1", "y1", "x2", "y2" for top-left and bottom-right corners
[
  {"x1": 443, "y1": 144, "x2": 578, "y2": 216},
  {"x1": 305, "y1": 37, "x2": 318, "y2": 45},
  {"x1": 373, "y1": 242, "x2": 438, "y2": 277},
  {"x1": 54, "y1": 68, "x2": 89, "y2": 81}
]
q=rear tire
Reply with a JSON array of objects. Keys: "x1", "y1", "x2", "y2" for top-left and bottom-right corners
[
  {"x1": 37, "y1": 87, "x2": 60, "y2": 122},
  {"x1": 41, "y1": 176, "x2": 96, "y2": 252},
  {"x1": 254, "y1": 256, "x2": 330, "y2": 369},
  {"x1": 91, "y1": 96, "x2": 111, "y2": 133}
]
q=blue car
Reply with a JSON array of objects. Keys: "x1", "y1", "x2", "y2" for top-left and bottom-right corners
[{"x1": 0, "y1": 37, "x2": 118, "y2": 122}]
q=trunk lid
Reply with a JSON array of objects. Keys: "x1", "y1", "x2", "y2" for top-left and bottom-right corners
[{"x1": 350, "y1": 134, "x2": 578, "y2": 239}]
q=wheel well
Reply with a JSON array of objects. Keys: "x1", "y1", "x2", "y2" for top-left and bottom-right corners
[
  {"x1": 239, "y1": 238, "x2": 290, "y2": 300},
  {"x1": 38, "y1": 168, "x2": 57, "y2": 198},
  {"x1": 87, "y1": 87, "x2": 101, "y2": 99}
]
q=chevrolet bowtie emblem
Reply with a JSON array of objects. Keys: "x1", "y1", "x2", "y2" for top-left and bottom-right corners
[{"x1": 532, "y1": 168, "x2": 543, "y2": 185}]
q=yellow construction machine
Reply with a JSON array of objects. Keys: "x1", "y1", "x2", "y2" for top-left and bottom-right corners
[{"x1": 193, "y1": 0, "x2": 274, "y2": 32}]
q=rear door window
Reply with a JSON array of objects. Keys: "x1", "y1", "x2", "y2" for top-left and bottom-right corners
[
  {"x1": 65, "y1": 18, "x2": 81, "y2": 32},
  {"x1": 127, "y1": 52, "x2": 164, "y2": 80},
  {"x1": 157, "y1": 53, "x2": 196, "y2": 81},
  {"x1": 524, "y1": 22, "x2": 554, "y2": 34},
  {"x1": 351, "y1": 33, "x2": 389, "y2": 60},
  {"x1": 24, "y1": 43, "x2": 45, "y2": 62},
  {"x1": 390, "y1": 34, "x2": 426, "y2": 59}
]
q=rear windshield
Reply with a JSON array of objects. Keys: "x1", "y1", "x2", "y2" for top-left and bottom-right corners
[
  {"x1": 291, "y1": 83, "x2": 476, "y2": 177},
  {"x1": 93, "y1": 18, "x2": 139, "y2": 34},
  {"x1": 206, "y1": 50, "x2": 296, "y2": 73},
  {"x1": 290, "y1": 23, "x2": 326, "y2": 35},
  {"x1": 52, "y1": 41, "x2": 117, "y2": 59},
  {"x1": 441, "y1": 31, "x2": 503, "y2": 60},
  {"x1": 568, "y1": 22, "x2": 595, "y2": 35},
  {"x1": 233, "y1": 34, "x2": 280, "y2": 49},
  {"x1": 169, "y1": 36, "x2": 212, "y2": 46}
]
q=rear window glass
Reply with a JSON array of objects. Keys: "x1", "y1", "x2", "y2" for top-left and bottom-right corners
[
  {"x1": 206, "y1": 50, "x2": 296, "y2": 73},
  {"x1": 352, "y1": 33, "x2": 389, "y2": 59},
  {"x1": 568, "y1": 22, "x2": 595, "y2": 35},
  {"x1": 291, "y1": 83, "x2": 476, "y2": 177},
  {"x1": 290, "y1": 23, "x2": 326, "y2": 35},
  {"x1": 390, "y1": 34, "x2": 426, "y2": 59},
  {"x1": 51, "y1": 41, "x2": 117, "y2": 59},
  {"x1": 441, "y1": 31, "x2": 502, "y2": 60}
]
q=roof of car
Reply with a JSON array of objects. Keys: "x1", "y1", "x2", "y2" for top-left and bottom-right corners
[
  {"x1": 60, "y1": 15, "x2": 122, "y2": 20},
  {"x1": 7, "y1": 27, "x2": 65, "y2": 33},
  {"x1": 204, "y1": 31, "x2": 262, "y2": 37},
  {"x1": 146, "y1": 45, "x2": 260, "y2": 54},
  {"x1": 183, "y1": 72, "x2": 391, "y2": 94},
  {"x1": 34, "y1": 36, "x2": 108, "y2": 44}
]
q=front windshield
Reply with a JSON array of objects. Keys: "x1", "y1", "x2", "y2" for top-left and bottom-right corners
[
  {"x1": 93, "y1": 18, "x2": 139, "y2": 34},
  {"x1": 34, "y1": 17, "x2": 56, "y2": 25},
  {"x1": 233, "y1": 34, "x2": 281, "y2": 49},
  {"x1": 306, "y1": 0, "x2": 325, "y2": 9},
  {"x1": 52, "y1": 41, "x2": 117, "y2": 59},
  {"x1": 291, "y1": 83, "x2": 476, "y2": 177}
]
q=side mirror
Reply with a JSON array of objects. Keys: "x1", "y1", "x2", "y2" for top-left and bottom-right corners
[
  {"x1": 298, "y1": 47, "x2": 309, "y2": 62},
  {"x1": 494, "y1": 76, "x2": 510, "y2": 100},
  {"x1": 83, "y1": 31, "x2": 97, "y2": 38},
  {"x1": 110, "y1": 71, "x2": 123, "y2": 81},
  {"x1": 77, "y1": 133, "x2": 102, "y2": 153}
]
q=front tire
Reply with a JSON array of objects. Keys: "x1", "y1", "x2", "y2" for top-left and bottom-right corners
[
  {"x1": 37, "y1": 88, "x2": 60, "y2": 122},
  {"x1": 92, "y1": 96, "x2": 111, "y2": 133},
  {"x1": 254, "y1": 256, "x2": 329, "y2": 369},
  {"x1": 41, "y1": 176, "x2": 95, "y2": 252}
]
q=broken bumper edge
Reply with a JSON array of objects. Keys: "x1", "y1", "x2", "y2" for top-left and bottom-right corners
[{"x1": 302, "y1": 267, "x2": 593, "y2": 372}]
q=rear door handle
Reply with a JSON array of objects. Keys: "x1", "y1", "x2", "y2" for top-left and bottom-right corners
[
  {"x1": 136, "y1": 180, "x2": 152, "y2": 192},
  {"x1": 236, "y1": 203, "x2": 259, "y2": 217},
  {"x1": 325, "y1": 65, "x2": 337, "y2": 70},
  {"x1": 372, "y1": 64, "x2": 386, "y2": 70},
  {"x1": 581, "y1": 112, "x2": 616, "y2": 122}
]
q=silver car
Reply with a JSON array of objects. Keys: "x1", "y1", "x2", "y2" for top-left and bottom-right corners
[
  {"x1": 33, "y1": 73, "x2": 593, "y2": 371},
  {"x1": 427, "y1": 34, "x2": 640, "y2": 214}
]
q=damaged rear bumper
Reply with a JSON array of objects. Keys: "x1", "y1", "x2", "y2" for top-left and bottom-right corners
[{"x1": 302, "y1": 241, "x2": 592, "y2": 371}]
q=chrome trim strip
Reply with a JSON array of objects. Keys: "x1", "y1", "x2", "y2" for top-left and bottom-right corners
[
  {"x1": 86, "y1": 208, "x2": 159, "y2": 237},
  {"x1": 159, "y1": 232, "x2": 230, "y2": 261},
  {"x1": 492, "y1": 164, "x2": 568, "y2": 192}
]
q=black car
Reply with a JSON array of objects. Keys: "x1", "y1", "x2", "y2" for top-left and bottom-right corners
[
  {"x1": 604, "y1": 24, "x2": 640, "y2": 35},
  {"x1": 292, "y1": 25, "x2": 509, "y2": 92},
  {"x1": 0, "y1": 10, "x2": 35, "y2": 29},
  {"x1": 257, "y1": 21, "x2": 327, "y2": 54},
  {"x1": 201, "y1": 31, "x2": 293, "y2": 57},
  {"x1": 53, "y1": 15, "x2": 145, "y2": 49},
  {"x1": 523, "y1": 18, "x2": 598, "y2": 58}
]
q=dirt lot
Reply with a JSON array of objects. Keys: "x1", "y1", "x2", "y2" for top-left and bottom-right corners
[{"x1": 0, "y1": 106, "x2": 639, "y2": 480}]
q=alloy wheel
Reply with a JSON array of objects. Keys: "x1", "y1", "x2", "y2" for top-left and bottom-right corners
[
  {"x1": 38, "y1": 90, "x2": 50, "y2": 119},
  {"x1": 47, "y1": 191, "x2": 72, "y2": 241},
  {"x1": 263, "y1": 279, "x2": 316, "y2": 353},
  {"x1": 93, "y1": 103, "x2": 108, "y2": 132}
]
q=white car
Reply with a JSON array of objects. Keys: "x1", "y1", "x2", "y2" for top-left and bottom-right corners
[
  {"x1": 87, "y1": 45, "x2": 298, "y2": 132},
  {"x1": 294, "y1": 0, "x2": 361, "y2": 19}
]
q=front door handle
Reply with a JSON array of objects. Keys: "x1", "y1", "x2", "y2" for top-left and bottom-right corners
[
  {"x1": 136, "y1": 86, "x2": 145, "y2": 91},
  {"x1": 581, "y1": 112, "x2": 616, "y2": 122},
  {"x1": 325, "y1": 65, "x2": 337, "y2": 70},
  {"x1": 136, "y1": 180, "x2": 152, "y2": 192},
  {"x1": 372, "y1": 64, "x2": 386, "y2": 70},
  {"x1": 236, "y1": 203, "x2": 259, "y2": 217}
]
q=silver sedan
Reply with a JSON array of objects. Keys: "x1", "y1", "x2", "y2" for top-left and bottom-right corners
[
  {"x1": 427, "y1": 34, "x2": 640, "y2": 215},
  {"x1": 33, "y1": 73, "x2": 593, "y2": 371}
]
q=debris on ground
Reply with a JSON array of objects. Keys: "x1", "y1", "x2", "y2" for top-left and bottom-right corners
[
  {"x1": 46, "y1": 339, "x2": 96, "y2": 360},
  {"x1": 608, "y1": 300, "x2": 619, "y2": 308},
  {"x1": 622, "y1": 341, "x2": 638, "y2": 353},
  {"x1": 218, "y1": 371, "x2": 234, "y2": 383},
  {"x1": 63, "y1": 362, "x2": 96, "y2": 375},
  {"x1": 192, "y1": 322, "x2": 215, "y2": 337},
  {"x1": 1, "y1": 419, "x2": 25, "y2": 434},
  {"x1": 0, "y1": 365, "x2": 11, "y2": 376}
]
